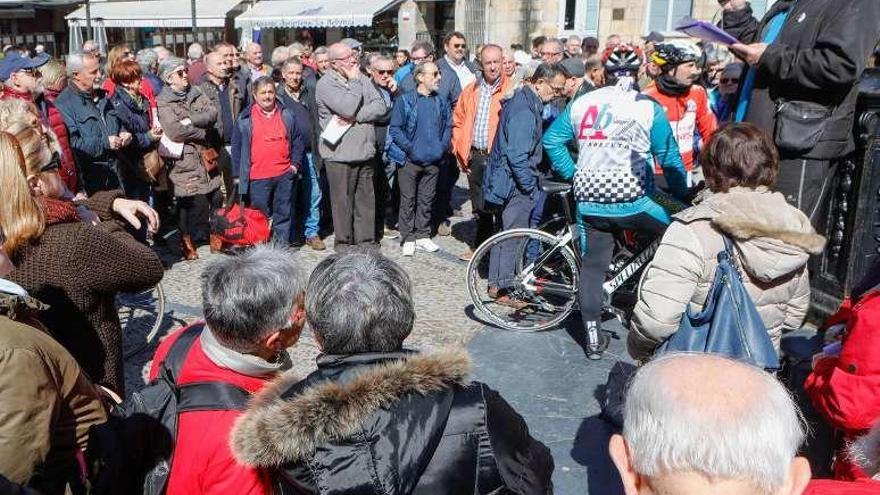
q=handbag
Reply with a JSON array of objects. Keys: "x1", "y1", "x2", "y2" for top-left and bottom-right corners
[
  {"x1": 656, "y1": 235, "x2": 779, "y2": 369},
  {"x1": 200, "y1": 146, "x2": 220, "y2": 174},
  {"x1": 209, "y1": 185, "x2": 270, "y2": 247},
  {"x1": 774, "y1": 99, "x2": 831, "y2": 154}
]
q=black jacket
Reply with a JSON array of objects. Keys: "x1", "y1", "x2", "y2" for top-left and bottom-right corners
[
  {"x1": 278, "y1": 85, "x2": 316, "y2": 154},
  {"x1": 721, "y1": 0, "x2": 880, "y2": 159},
  {"x1": 109, "y1": 89, "x2": 157, "y2": 182},
  {"x1": 231, "y1": 349, "x2": 554, "y2": 495}
]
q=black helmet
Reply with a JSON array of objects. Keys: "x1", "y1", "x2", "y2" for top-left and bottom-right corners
[
  {"x1": 650, "y1": 41, "x2": 701, "y2": 67},
  {"x1": 602, "y1": 43, "x2": 643, "y2": 75}
]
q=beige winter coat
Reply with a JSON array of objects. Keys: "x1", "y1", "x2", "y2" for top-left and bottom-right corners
[{"x1": 629, "y1": 187, "x2": 826, "y2": 361}]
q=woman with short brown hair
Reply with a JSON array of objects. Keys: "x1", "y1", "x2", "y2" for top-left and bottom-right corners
[{"x1": 628, "y1": 123, "x2": 826, "y2": 361}]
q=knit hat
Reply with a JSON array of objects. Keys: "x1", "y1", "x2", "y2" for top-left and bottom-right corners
[
  {"x1": 560, "y1": 57, "x2": 585, "y2": 78},
  {"x1": 159, "y1": 57, "x2": 186, "y2": 81}
]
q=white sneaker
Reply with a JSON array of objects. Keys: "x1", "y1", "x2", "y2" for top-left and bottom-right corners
[
  {"x1": 402, "y1": 241, "x2": 416, "y2": 257},
  {"x1": 415, "y1": 238, "x2": 440, "y2": 253}
]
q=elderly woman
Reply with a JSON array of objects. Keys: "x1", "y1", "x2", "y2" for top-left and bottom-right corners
[
  {"x1": 231, "y1": 251, "x2": 554, "y2": 493},
  {"x1": 629, "y1": 123, "x2": 826, "y2": 361},
  {"x1": 36, "y1": 59, "x2": 78, "y2": 194},
  {"x1": 0, "y1": 125, "x2": 163, "y2": 395},
  {"x1": 711, "y1": 62, "x2": 743, "y2": 123},
  {"x1": 156, "y1": 57, "x2": 222, "y2": 260}
]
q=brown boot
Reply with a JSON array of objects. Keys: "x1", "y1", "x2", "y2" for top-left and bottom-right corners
[
  {"x1": 209, "y1": 234, "x2": 225, "y2": 254},
  {"x1": 306, "y1": 236, "x2": 326, "y2": 251},
  {"x1": 181, "y1": 235, "x2": 199, "y2": 261}
]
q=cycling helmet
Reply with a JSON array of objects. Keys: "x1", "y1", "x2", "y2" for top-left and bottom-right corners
[
  {"x1": 602, "y1": 43, "x2": 643, "y2": 75},
  {"x1": 651, "y1": 40, "x2": 702, "y2": 67}
]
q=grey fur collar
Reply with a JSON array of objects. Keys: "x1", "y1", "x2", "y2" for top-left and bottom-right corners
[{"x1": 230, "y1": 347, "x2": 471, "y2": 468}]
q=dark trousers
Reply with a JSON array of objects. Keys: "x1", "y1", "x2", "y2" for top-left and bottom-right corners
[
  {"x1": 177, "y1": 188, "x2": 221, "y2": 241},
  {"x1": 325, "y1": 159, "x2": 376, "y2": 247},
  {"x1": 432, "y1": 153, "x2": 459, "y2": 225},
  {"x1": 376, "y1": 159, "x2": 400, "y2": 236},
  {"x1": 776, "y1": 158, "x2": 836, "y2": 237},
  {"x1": 82, "y1": 160, "x2": 122, "y2": 196},
  {"x1": 249, "y1": 170, "x2": 297, "y2": 243},
  {"x1": 579, "y1": 213, "x2": 667, "y2": 324},
  {"x1": 488, "y1": 190, "x2": 536, "y2": 289},
  {"x1": 466, "y1": 148, "x2": 497, "y2": 249},
  {"x1": 398, "y1": 161, "x2": 440, "y2": 242}
]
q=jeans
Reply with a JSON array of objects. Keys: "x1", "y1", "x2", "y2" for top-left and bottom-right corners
[
  {"x1": 488, "y1": 190, "x2": 536, "y2": 290},
  {"x1": 249, "y1": 170, "x2": 297, "y2": 243},
  {"x1": 300, "y1": 153, "x2": 322, "y2": 239},
  {"x1": 398, "y1": 161, "x2": 439, "y2": 242}
]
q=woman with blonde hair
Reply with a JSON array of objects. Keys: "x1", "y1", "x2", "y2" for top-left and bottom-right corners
[
  {"x1": 0, "y1": 125, "x2": 164, "y2": 395},
  {"x1": 36, "y1": 58, "x2": 79, "y2": 193}
]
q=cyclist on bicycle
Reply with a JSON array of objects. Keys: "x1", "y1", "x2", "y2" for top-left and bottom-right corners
[{"x1": 542, "y1": 44, "x2": 689, "y2": 360}]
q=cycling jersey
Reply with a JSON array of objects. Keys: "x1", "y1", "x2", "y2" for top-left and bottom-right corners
[
  {"x1": 642, "y1": 83, "x2": 718, "y2": 172},
  {"x1": 543, "y1": 83, "x2": 688, "y2": 225}
]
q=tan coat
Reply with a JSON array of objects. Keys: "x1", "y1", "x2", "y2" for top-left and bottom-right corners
[
  {"x1": 629, "y1": 187, "x2": 826, "y2": 361},
  {"x1": 0, "y1": 289, "x2": 107, "y2": 487}
]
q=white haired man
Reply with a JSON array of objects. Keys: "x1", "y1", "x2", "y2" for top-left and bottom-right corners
[
  {"x1": 186, "y1": 42, "x2": 207, "y2": 85},
  {"x1": 610, "y1": 353, "x2": 812, "y2": 495}
]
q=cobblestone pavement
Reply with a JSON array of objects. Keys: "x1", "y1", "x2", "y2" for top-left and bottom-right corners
[{"x1": 123, "y1": 181, "x2": 481, "y2": 393}]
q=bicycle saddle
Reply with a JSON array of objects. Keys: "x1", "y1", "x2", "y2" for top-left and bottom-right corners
[{"x1": 540, "y1": 179, "x2": 572, "y2": 195}]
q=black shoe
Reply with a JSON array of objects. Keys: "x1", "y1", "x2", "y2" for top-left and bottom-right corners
[{"x1": 584, "y1": 322, "x2": 610, "y2": 360}]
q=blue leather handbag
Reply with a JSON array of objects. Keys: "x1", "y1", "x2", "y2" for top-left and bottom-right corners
[{"x1": 657, "y1": 236, "x2": 780, "y2": 369}]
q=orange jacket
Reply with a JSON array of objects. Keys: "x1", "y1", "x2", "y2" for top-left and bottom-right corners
[{"x1": 451, "y1": 74, "x2": 511, "y2": 169}]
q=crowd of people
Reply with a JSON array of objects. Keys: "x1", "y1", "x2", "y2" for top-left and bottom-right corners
[{"x1": 1, "y1": 0, "x2": 880, "y2": 492}]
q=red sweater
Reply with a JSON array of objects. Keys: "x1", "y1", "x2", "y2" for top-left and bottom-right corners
[
  {"x1": 249, "y1": 105, "x2": 292, "y2": 180},
  {"x1": 642, "y1": 84, "x2": 717, "y2": 172},
  {"x1": 149, "y1": 324, "x2": 273, "y2": 495}
]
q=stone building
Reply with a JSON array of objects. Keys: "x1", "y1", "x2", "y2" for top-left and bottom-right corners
[{"x1": 455, "y1": 0, "x2": 778, "y2": 50}]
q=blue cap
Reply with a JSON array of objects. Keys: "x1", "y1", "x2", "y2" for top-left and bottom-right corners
[{"x1": 0, "y1": 52, "x2": 49, "y2": 81}]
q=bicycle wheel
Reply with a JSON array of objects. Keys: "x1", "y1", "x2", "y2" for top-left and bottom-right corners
[
  {"x1": 467, "y1": 228, "x2": 579, "y2": 332},
  {"x1": 117, "y1": 282, "x2": 167, "y2": 358}
]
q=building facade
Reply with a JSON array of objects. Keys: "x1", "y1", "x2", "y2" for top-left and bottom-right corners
[{"x1": 456, "y1": 0, "x2": 778, "y2": 50}]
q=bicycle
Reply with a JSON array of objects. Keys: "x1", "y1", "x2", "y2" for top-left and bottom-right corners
[
  {"x1": 117, "y1": 282, "x2": 166, "y2": 358},
  {"x1": 466, "y1": 179, "x2": 682, "y2": 333}
]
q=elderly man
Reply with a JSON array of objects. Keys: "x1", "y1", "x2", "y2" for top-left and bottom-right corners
[
  {"x1": 231, "y1": 251, "x2": 554, "y2": 493},
  {"x1": 611, "y1": 353, "x2": 812, "y2": 495},
  {"x1": 82, "y1": 39, "x2": 99, "y2": 57},
  {"x1": 151, "y1": 245, "x2": 306, "y2": 494},
  {"x1": 565, "y1": 35, "x2": 582, "y2": 58},
  {"x1": 56, "y1": 52, "x2": 130, "y2": 194},
  {"x1": 452, "y1": 44, "x2": 510, "y2": 261},
  {"x1": 198, "y1": 50, "x2": 244, "y2": 197},
  {"x1": 186, "y1": 42, "x2": 207, "y2": 85},
  {"x1": 153, "y1": 45, "x2": 172, "y2": 65},
  {"x1": 278, "y1": 57, "x2": 324, "y2": 251},
  {"x1": 540, "y1": 38, "x2": 565, "y2": 63},
  {"x1": 214, "y1": 41, "x2": 249, "y2": 102},
  {"x1": 0, "y1": 51, "x2": 48, "y2": 102},
  {"x1": 232, "y1": 77, "x2": 305, "y2": 244},
  {"x1": 394, "y1": 40, "x2": 432, "y2": 87},
  {"x1": 136, "y1": 48, "x2": 163, "y2": 95},
  {"x1": 560, "y1": 57, "x2": 589, "y2": 100},
  {"x1": 313, "y1": 46, "x2": 330, "y2": 78},
  {"x1": 243, "y1": 42, "x2": 270, "y2": 81},
  {"x1": 584, "y1": 54, "x2": 605, "y2": 89},
  {"x1": 315, "y1": 42, "x2": 388, "y2": 250}
]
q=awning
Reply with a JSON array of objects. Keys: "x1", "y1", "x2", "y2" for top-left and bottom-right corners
[
  {"x1": 235, "y1": 0, "x2": 403, "y2": 30},
  {"x1": 66, "y1": 0, "x2": 242, "y2": 29}
]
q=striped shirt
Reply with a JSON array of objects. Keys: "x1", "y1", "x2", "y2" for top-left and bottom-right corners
[{"x1": 471, "y1": 77, "x2": 501, "y2": 150}]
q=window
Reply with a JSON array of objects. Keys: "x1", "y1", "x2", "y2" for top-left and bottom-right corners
[
  {"x1": 564, "y1": 0, "x2": 576, "y2": 30},
  {"x1": 647, "y1": 0, "x2": 693, "y2": 33},
  {"x1": 559, "y1": 0, "x2": 601, "y2": 35}
]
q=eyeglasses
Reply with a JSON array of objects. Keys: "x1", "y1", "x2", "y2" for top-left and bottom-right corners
[
  {"x1": 452, "y1": 43, "x2": 466, "y2": 49},
  {"x1": 550, "y1": 84, "x2": 566, "y2": 94},
  {"x1": 375, "y1": 69, "x2": 394, "y2": 75},
  {"x1": 541, "y1": 51, "x2": 562, "y2": 57},
  {"x1": 720, "y1": 78, "x2": 740, "y2": 84},
  {"x1": 427, "y1": 71, "x2": 440, "y2": 77},
  {"x1": 174, "y1": 68, "x2": 188, "y2": 77}
]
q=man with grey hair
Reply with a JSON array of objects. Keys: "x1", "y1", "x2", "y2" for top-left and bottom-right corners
[
  {"x1": 149, "y1": 244, "x2": 306, "y2": 493},
  {"x1": 152, "y1": 45, "x2": 172, "y2": 64},
  {"x1": 565, "y1": 35, "x2": 582, "y2": 58},
  {"x1": 316, "y1": 42, "x2": 388, "y2": 250},
  {"x1": 610, "y1": 353, "x2": 812, "y2": 495},
  {"x1": 243, "y1": 42, "x2": 269, "y2": 82},
  {"x1": 186, "y1": 42, "x2": 207, "y2": 85},
  {"x1": 540, "y1": 38, "x2": 565, "y2": 63},
  {"x1": 231, "y1": 251, "x2": 554, "y2": 492},
  {"x1": 136, "y1": 47, "x2": 163, "y2": 95},
  {"x1": 81, "y1": 39, "x2": 99, "y2": 57}
]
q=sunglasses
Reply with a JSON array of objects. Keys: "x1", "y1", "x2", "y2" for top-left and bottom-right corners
[
  {"x1": 174, "y1": 68, "x2": 188, "y2": 77},
  {"x1": 40, "y1": 153, "x2": 61, "y2": 173},
  {"x1": 427, "y1": 71, "x2": 440, "y2": 77},
  {"x1": 452, "y1": 43, "x2": 466, "y2": 49},
  {"x1": 720, "y1": 78, "x2": 739, "y2": 84},
  {"x1": 375, "y1": 69, "x2": 394, "y2": 75}
]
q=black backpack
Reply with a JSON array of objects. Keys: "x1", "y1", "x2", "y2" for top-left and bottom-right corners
[{"x1": 87, "y1": 324, "x2": 251, "y2": 495}]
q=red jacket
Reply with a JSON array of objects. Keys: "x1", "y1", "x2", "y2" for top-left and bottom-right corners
[
  {"x1": 805, "y1": 479, "x2": 880, "y2": 495},
  {"x1": 41, "y1": 88, "x2": 79, "y2": 193},
  {"x1": 642, "y1": 83, "x2": 717, "y2": 172},
  {"x1": 148, "y1": 324, "x2": 273, "y2": 495},
  {"x1": 804, "y1": 290, "x2": 880, "y2": 480}
]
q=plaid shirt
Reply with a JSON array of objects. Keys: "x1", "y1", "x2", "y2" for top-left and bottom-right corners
[{"x1": 471, "y1": 77, "x2": 501, "y2": 150}]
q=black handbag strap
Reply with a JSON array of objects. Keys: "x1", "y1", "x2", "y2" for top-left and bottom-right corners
[{"x1": 161, "y1": 323, "x2": 205, "y2": 384}]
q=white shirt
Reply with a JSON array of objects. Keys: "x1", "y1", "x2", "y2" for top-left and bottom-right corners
[{"x1": 445, "y1": 55, "x2": 476, "y2": 89}]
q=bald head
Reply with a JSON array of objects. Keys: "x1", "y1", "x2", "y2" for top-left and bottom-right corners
[
  {"x1": 328, "y1": 43, "x2": 350, "y2": 61},
  {"x1": 612, "y1": 354, "x2": 809, "y2": 495},
  {"x1": 205, "y1": 51, "x2": 228, "y2": 81}
]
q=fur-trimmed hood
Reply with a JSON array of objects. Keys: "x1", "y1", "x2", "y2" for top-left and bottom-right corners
[
  {"x1": 230, "y1": 347, "x2": 471, "y2": 469},
  {"x1": 677, "y1": 187, "x2": 826, "y2": 282}
]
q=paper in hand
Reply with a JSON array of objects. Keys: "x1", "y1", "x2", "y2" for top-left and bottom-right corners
[
  {"x1": 321, "y1": 116, "x2": 353, "y2": 145},
  {"x1": 675, "y1": 17, "x2": 739, "y2": 45}
]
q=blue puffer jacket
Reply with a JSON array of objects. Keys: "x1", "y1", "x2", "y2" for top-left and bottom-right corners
[
  {"x1": 386, "y1": 89, "x2": 451, "y2": 166},
  {"x1": 482, "y1": 86, "x2": 544, "y2": 207},
  {"x1": 231, "y1": 102, "x2": 306, "y2": 195}
]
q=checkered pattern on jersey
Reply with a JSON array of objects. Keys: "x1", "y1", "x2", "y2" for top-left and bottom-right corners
[{"x1": 573, "y1": 165, "x2": 648, "y2": 203}]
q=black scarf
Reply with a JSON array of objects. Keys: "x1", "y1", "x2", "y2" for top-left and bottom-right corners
[{"x1": 656, "y1": 73, "x2": 692, "y2": 97}]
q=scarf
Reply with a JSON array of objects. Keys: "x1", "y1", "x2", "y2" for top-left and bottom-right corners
[
  {"x1": 200, "y1": 325, "x2": 293, "y2": 378},
  {"x1": 656, "y1": 73, "x2": 692, "y2": 97},
  {"x1": 37, "y1": 197, "x2": 79, "y2": 226}
]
